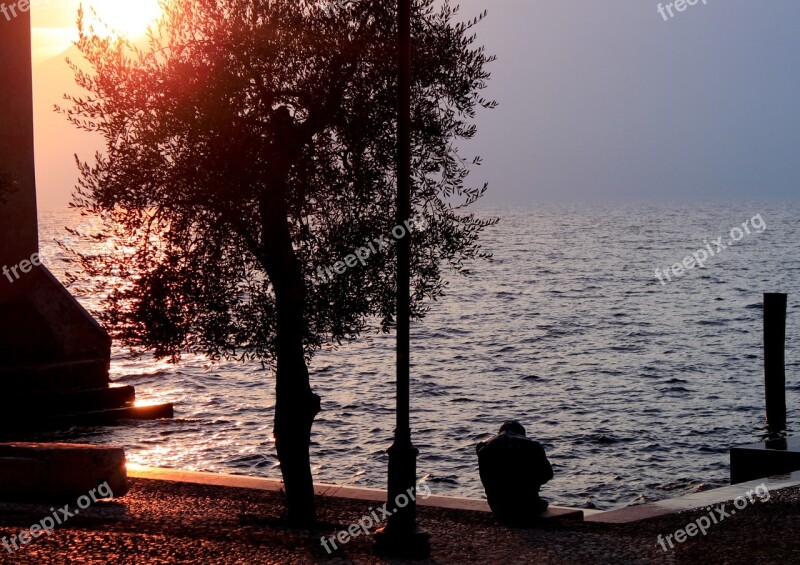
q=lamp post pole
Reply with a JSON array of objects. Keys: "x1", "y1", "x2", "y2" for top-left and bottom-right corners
[{"x1": 374, "y1": 0, "x2": 430, "y2": 557}]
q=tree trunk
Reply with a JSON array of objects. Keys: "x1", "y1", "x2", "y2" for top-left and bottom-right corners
[
  {"x1": 268, "y1": 252, "x2": 321, "y2": 527},
  {"x1": 260, "y1": 176, "x2": 320, "y2": 527},
  {"x1": 274, "y1": 365, "x2": 320, "y2": 526},
  {"x1": 251, "y1": 109, "x2": 324, "y2": 526}
]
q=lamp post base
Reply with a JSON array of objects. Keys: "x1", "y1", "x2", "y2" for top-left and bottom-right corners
[
  {"x1": 374, "y1": 437, "x2": 430, "y2": 558},
  {"x1": 373, "y1": 524, "x2": 430, "y2": 558}
]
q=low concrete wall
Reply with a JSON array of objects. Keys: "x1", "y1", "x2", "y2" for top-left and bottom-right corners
[{"x1": 0, "y1": 442, "x2": 128, "y2": 502}]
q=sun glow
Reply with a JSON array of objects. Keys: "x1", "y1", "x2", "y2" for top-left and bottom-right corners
[{"x1": 83, "y1": 0, "x2": 163, "y2": 38}]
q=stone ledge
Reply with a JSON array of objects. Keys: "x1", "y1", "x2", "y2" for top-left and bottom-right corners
[
  {"x1": 127, "y1": 465, "x2": 584, "y2": 521},
  {"x1": 731, "y1": 436, "x2": 800, "y2": 484},
  {"x1": 0, "y1": 385, "x2": 135, "y2": 414},
  {"x1": 0, "y1": 442, "x2": 129, "y2": 501},
  {"x1": 586, "y1": 470, "x2": 800, "y2": 523},
  {"x1": 0, "y1": 403, "x2": 174, "y2": 433}
]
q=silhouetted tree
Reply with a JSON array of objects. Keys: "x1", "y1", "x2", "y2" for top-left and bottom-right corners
[{"x1": 62, "y1": 0, "x2": 496, "y2": 526}]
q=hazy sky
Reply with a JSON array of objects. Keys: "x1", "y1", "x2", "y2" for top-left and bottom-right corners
[{"x1": 28, "y1": 0, "x2": 800, "y2": 209}]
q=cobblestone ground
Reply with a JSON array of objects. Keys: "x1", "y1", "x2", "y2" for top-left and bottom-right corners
[{"x1": 0, "y1": 479, "x2": 798, "y2": 564}]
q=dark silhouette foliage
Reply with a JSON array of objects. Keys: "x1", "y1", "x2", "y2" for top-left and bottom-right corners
[{"x1": 62, "y1": 0, "x2": 496, "y2": 525}]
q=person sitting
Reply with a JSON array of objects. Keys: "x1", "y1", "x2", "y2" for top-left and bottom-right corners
[{"x1": 476, "y1": 420, "x2": 554, "y2": 526}]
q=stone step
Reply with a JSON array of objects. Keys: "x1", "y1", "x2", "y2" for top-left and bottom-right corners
[
  {"x1": 0, "y1": 385, "x2": 135, "y2": 415},
  {"x1": 49, "y1": 403, "x2": 175, "y2": 425},
  {"x1": 1, "y1": 403, "x2": 175, "y2": 432},
  {"x1": 731, "y1": 436, "x2": 800, "y2": 484},
  {"x1": 0, "y1": 442, "x2": 128, "y2": 502}
]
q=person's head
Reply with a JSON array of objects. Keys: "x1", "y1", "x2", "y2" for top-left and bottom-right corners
[{"x1": 499, "y1": 420, "x2": 526, "y2": 436}]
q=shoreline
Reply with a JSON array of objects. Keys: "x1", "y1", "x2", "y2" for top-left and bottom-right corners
[
  {"x1": 1, "y1": 467, "x2": 799, "y2": 563},
  {"x1": 128, "y1": 464, "x2": 800, "y2": 522}
]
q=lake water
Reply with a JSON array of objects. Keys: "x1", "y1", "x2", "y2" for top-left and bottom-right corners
[{"x1": 29, "y1": 201, "x2": 800, "y2": 509}]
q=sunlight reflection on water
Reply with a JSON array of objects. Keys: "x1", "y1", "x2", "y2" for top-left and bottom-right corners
[{"x1": 29, "y1": 202, "x2": 800, "y2": 509}]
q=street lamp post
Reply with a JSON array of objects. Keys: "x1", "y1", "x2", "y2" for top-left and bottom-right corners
[{"x1": 374, "y1": 0, "x2": 430, "y2": 557}]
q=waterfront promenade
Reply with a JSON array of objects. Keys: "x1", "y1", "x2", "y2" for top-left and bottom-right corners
[{"x1": 0, "y1": 467, "x2": 798, "y2": 564}]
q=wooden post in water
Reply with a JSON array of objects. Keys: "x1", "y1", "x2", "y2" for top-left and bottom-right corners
[{"x1": 764, "y1": 293, "x2": 788, "y2": 434}]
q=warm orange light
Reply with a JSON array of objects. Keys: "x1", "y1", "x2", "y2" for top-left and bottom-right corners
[{"x1": 84, "y1": 0, "x2": 162, "y2": 38}]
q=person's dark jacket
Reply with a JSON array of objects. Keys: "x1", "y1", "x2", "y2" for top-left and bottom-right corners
[{"x1": 477, "y1": 431, "x2": 553, "y2": 523}]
